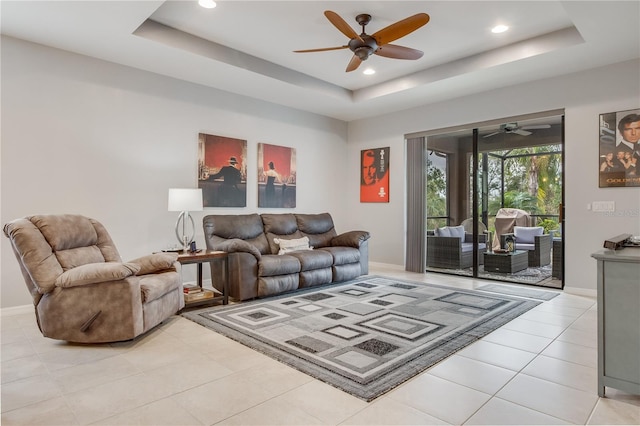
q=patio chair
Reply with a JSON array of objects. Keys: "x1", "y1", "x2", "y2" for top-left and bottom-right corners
[
  {"x1": 427, "y1": 225, "x2": 487, "y2": 269},
  {"x1": 500, "y1": 225, "x2": 552, "y2": 267}
]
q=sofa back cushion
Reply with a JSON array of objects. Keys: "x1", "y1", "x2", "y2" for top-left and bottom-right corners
[
  {"x1": 514, "y1": 226, "x2": 543, "y2": 244},
  {"x1": 296, "y1": 213, "x2": 337, "y2": 248},
  {"x1": 203, "y1": 214, "x2": 270, "y2": 254},
  {"x1": 435, "y1": 225, "x2": 465, "y2": 241},
  {"x1": 3, "y1": 214, "x2": 122, "y2": 296},
  {"x1": 262, "y1": 214, "x2": 303, "y2": 254}
]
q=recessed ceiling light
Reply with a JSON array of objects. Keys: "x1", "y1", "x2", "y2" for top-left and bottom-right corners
[
  {"x1": 491, "y1": 25, "x2": 509, "y2": 34},
  {"x1": 363, "y1": 68, "x2": 375, "y2": 75},
  {"x1": 198, "y1": 0, "x2": 217, "y2": 9}
]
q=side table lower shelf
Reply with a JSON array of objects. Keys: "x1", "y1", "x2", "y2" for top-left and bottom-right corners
[{"x1": 176, "y1": 250, "x2": 229, "y2": 310}]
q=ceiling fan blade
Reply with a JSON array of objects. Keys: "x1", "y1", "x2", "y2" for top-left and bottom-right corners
[
  {"x1": 521, "y1": 124, "x2": 551, "y2": 130},
  {"x1": 293, "y1": 46, "x2": 348, "y2": 53},
  {"x1": 512, "y1": 129, "x2": 532, "y2": 136},
  {"x1": 372, "y1": 13, "x2": 430, "y2": 45},
  {"x1": 346, "y1": 55, "x2": 362, "y2": 72},
  {"x1": 375, "y1": 44, "x2": 424, "y2": 60},
  {"x1": 483, "y1": 131, "x2": 502, "y2": 138},
  {"x1": 324, "y1": 10, "x2": 364, "y2": 42}
]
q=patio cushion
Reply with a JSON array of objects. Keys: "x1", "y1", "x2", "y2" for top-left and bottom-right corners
[
  {"x1": 514, "y1": 226, "x2": 543, "y2": 243},
  {"x1": 436, "y1": 225, "x2": 465, "y2": 240}
]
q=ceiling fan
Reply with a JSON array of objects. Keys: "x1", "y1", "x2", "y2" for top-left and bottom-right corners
[
  {"x1": 294, "y1": 10, "x2": 430, "y2": 72},
  {"x1": 483, "y1": 123, "x2": 551, "y2": 138}
]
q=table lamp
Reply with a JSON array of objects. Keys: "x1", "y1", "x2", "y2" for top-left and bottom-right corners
[{"x1": 168, "y1": 188, "x2": 203, "y2": 250}]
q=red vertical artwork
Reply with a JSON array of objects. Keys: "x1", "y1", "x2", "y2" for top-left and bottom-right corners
[
  {"x1": 360, "y1": 147, "x2": 390, "y2": 202},
  {"x1": 258, "y1": 143, "x2": 296, "y2": 208}
]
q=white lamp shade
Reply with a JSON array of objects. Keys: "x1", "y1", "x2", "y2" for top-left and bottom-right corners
[{"x1": 168, "y1": 188, "x2": 203, "y2": 212}]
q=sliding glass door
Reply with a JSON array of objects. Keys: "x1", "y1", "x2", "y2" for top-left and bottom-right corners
[{"x1": 424, "y1": 113, "x2": 564, "y2": 289}]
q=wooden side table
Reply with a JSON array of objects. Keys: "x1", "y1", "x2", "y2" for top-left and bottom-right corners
[{"x1": 177, "y1": 250, "x2": 229, "y2": 308}]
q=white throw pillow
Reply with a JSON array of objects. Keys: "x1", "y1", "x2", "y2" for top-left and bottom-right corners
[
  {"x1": 514, "y1": 226, "x2": 543, "y2": 244},
  {"x1": 435, "y1": 227, "x2": 451, "y2": 237},
  {"x1": 449, "y1": 225, "x2": 466, "y2": 240},
  {"x1": 274, "y1": 236, "x2": 313, "y2": 255}
]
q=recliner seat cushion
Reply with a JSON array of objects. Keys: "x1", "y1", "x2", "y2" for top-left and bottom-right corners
[
  {"x1": 319, "y1": 246, "x2": 360, "y2": 265},
  {"x1": 139, "y1": 273, "x2": 182, "y2": 303},
  {"x1": 288, "y1": 250, "x2": 333, "y2": 271},
  {"x1": 258, "y1": 254, "x2": 301, "y2": 277}
]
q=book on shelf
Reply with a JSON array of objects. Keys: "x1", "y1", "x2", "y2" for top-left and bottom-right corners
[
  {"x1": 184, "y1": 289, "x2": 215, "y2": 303},
  {"x1": 183, "y1": 284, "x2": 202, "y2": 294}
]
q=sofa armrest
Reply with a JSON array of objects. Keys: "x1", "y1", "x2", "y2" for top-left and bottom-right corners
[
  {"x1": 128, "y1": 252, "x2": 179, "y2": 275},
  {"x1": 331, "y1": 230, "x2": 370, "y2": 248},
  {"x1": 213, "y1": 238, "x2": 262, "y2": 260},
  {"x1": 54, "y1": 262, "x2": 140, "y2": 288}
]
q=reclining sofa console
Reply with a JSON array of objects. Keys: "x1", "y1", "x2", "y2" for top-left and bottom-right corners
[{"x1": 203, "y1": 213, "x2": 370, "y2": 301}]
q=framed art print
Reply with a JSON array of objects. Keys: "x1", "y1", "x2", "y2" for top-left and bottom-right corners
[
  {"x1": 257, "y1": 143, "x2": 296, "y2": 208},
  {"x1": 599, "y1": 108, "x2": 640, "y2": 187},
  {"x1": 198, "y1": 133, "x2": 247, "y2": 207},
  {"x1": 360, "y1": 147, "x2": 390, "y2": 202}
]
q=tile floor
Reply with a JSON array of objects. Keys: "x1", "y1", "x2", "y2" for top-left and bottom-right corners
[{"x1": 2, "y1": 265, "x2": 639, "y2": 425}]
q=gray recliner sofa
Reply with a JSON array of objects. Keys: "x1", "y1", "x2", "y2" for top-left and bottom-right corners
[{"x1": 203, "y1": 213, "x2": 370, "y2": 301}]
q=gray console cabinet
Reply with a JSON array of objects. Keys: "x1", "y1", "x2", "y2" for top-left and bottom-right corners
[{"x1": 591, "y1": 248, "x2": 640, "y2": 397}]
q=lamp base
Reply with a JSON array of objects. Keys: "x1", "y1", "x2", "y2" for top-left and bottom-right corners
[{"x1": 175, "y1": 211, "x2": 196, "y2": 248}]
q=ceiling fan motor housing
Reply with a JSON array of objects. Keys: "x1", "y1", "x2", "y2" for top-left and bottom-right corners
[{"x1": 349, "y1": 35, "x2": 378, "y2": 60}]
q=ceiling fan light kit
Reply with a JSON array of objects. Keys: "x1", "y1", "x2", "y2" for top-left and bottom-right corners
[{"x1": 294, "y1": 10, "x2": 430, "y2": 72}]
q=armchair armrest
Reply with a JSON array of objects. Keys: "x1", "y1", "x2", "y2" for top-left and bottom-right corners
[
  {"x1": 54, "y1": 262, "x2": 140, "y2": 288},
  {"x1": 331, "y1": 230, "x2": 370, "y2": 248},
  {"x1": 128, "y1": 252, "x2": 179, "y2": 275},
  {"x1": 213, "y1": 238, "x2": 262, "y2": 260},
  {"x1": 464, "y1": 233, "x2": 487, "y2": 243}
]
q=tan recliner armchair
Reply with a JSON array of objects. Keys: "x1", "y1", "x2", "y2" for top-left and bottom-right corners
[{"x1": 3, "y1": 214, "x2": 185, "y2": 343}]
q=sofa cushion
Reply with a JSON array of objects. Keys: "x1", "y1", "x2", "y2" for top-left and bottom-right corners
[
  {"x1": 435, "y1": 227, "x2": 450, "y2": 237},
  {"x1": 274, "y1": 236, "x2": 312, "y2": 254},
  {"x1": 288, "y1": 249, "x2": 333, "y2": 271},
  {"x1": 139, "y1": 273, "x2": 180, "y2": 303},
  {"x1": 516, "y1": 243, "x2": 535, "y2": 251},
  {"x1": 258, "y1": 254, "x2": 301, "y2": 277},
  {"x1": 319, "y1": 246, "x2": 360, "y2": 265},
  {"x1": 514, "y1": 226, "x2": 543, "y2": 243},
  {"x1": 436, "y1": 226, "x2": 465, "y2": 241},
  {"x1": 203, "y1": 214, "x2": 270, "y2": 254},
  {"x1": 296, "y1": 213, "x2": 337, "y2": 248}
]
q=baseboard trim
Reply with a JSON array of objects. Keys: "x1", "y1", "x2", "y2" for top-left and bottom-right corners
[
  {"x1": 368, "y1": 261, "x2": 404, "y2": 271},
  {"x1": 1, "y1": 304, "x2": 32, "y2": 317},
  {"x1": 562, "y1": 286, "x2": 596, "y2": 298}
]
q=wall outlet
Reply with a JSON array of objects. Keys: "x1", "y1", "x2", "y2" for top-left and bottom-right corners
[{"x1": 592, "y1": 201, "x2": 615, "y2": 212}]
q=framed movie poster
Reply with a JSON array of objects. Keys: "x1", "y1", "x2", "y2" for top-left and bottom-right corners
[
  {"x1": 599, "y1": 108, "x2": 640, "y2": 187},
  {"x1": 360, "y1": 147, "x2": 390, "y2": 202},
  {"x1": 257, "y1": 143, "x2": 296, "y2": 208},
  {"x1": 198, "y1": 133, "x2": 247, "y2": 207}
]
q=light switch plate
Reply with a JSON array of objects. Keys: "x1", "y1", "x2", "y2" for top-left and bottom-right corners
[{"x1": 592, "y1": 201, "x2": 615, "y2": 212}]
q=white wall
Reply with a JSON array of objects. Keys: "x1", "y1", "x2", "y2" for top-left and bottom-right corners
[
  {"x1": 1, "y1": 37, "x2": 348, "y2": 308},
  {"x1": 346, "y1": 58, "x2": 640, "y2": 294}
]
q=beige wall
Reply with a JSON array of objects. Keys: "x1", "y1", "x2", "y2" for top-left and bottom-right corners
[
  {"x1": 2, "y1": 36, "x2": 639, "y2": 308},
  {"x1": 0, "y1": 36, "x2": 348, "y2": 308},
  {"x1": 346, "y1": 58, "x2": 640, "y2": 294}
]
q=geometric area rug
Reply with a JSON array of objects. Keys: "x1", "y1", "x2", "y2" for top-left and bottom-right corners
[{"x1": 182, "y1": 275, "x2": 541, "y2": 401}]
